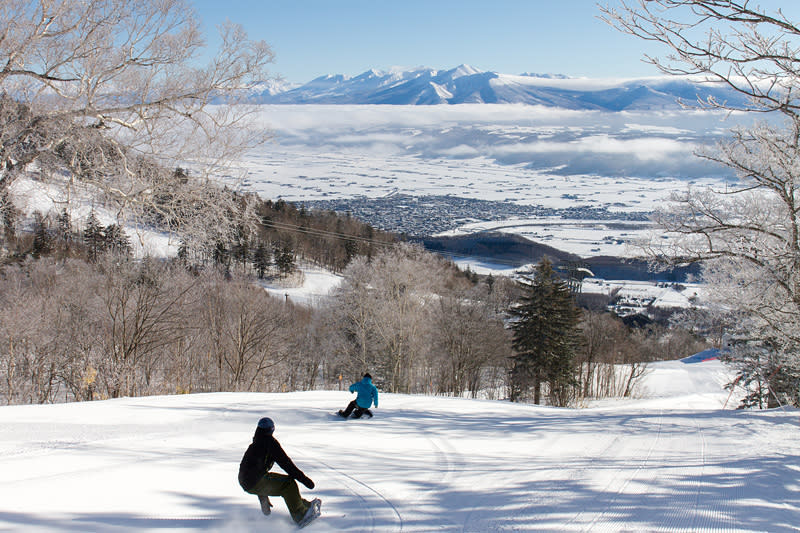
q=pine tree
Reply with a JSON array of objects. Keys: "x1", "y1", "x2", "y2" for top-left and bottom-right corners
[
  {"x1": 0, "y1": 190, "x2": 18, "y2": 243},
  {"x1": 177, "y1": 240, "x2": 189, "y2": 265},
  {"x1": 275, "y1": 243, "x2": 295, "y2": 277},
  {"x1": 56, "y1": 208, "x2": 72, "y2": 249},
  {"x1": 31, "y1": 211, "x2": 51, "y2": 258},
  {"x1": 212, "y1": 240, "x2": 230, "y2": 268},
  {"x1": 230, "y1": 224, "x2": 250, "y2": 269},
  {"x1": 508, "y1": 257, "x2": 583, "y2": 406},
  {"x1": 344, "y1": 238, "x2": 358, "y2": 267},
  {"x1": 103, "y1": 223, "x2": 131, "y2": 257},
  {"x1": 83, "y1": 209, "x2": 104, "y2": 261},
  {"x1": 253, "y1": 241, "x2": 270, "y2": 279}
]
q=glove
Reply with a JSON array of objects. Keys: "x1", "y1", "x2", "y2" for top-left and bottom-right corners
[{"x1": 300, "y1": 476, "x2": 315, "y2": 490}]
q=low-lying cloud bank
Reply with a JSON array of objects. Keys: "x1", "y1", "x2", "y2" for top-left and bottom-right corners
[{"x1": 253, "y1": 104, "x2": 746, "y2": 179}]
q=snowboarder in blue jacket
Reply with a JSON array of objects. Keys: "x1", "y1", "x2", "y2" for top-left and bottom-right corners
[{"x1": 337, "y1": 373, "x2": 379, "y2": 418}]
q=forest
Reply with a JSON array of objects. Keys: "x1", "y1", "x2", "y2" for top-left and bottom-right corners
[{"x1": 0, "y1": 204, "x2": 706, "y2": 407}]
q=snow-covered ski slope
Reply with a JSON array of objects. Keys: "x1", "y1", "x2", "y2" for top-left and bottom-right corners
[{"x1": 1, "y1": 359, "x2": 798, "y2": 532}]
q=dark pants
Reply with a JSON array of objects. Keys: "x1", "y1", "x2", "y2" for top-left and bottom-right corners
[
  {"x1": 245, "y1": 473, "x2": 310, "y2": 523},
  {"x1": 339, "y1": 399, "x2": 373, "y2": 418}
]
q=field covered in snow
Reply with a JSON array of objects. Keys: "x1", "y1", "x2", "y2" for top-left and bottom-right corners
[
  {"x1": 231, "y1": 104, "x2": 751, "y2": 258},
  {"x1": 3, "y1": 98, "x2": 766, "y2": 264},
  {"x1": 7, "y1": 104, "x2": 752, "y2": 260},
  {"x1": 1, "y1": 358, "x2": 799, "y2": 532}
]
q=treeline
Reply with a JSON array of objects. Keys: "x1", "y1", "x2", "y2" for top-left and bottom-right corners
[
  {"x1": 0, "y1": 233, "x2": 706, "y2": 405},
  {"x1": 0, "y1": 244, "x2": 509, "y2": 404},
  {"x1": 174, "y1": 192, "x2": 397, "y2": 278},
  {"x1": 0, "y1": 190, "x2": 396, "y2": 278},
  {"x1": 252, "y1": 198, "x2": 396, "y2": 274}
]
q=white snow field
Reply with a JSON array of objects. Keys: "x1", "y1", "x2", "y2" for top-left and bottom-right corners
[
  {"x1": 228, "y1": 104, "x2": 756, "y2": 257},
  {"x1": 1, "y1": 359, "x2": 798, "y2": 532}
]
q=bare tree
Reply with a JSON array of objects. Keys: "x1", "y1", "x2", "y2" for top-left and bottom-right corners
[
  {"x1": 601, "y1": 0, "x2": 800, "y2": 400},
  {"x1": 0, "y1": 0, "x2": 274, "y2": 244},
  {"x1": 600, "y1": 1, "x2": 800, "y2": 115},
  {"x1": 578, "y1": 311, "x2": 628, "y2": 398},
  {"x1": 331, "y1": 243, "x2": 473, "y2": 393},
  {"x1": 199, "y1": 276, "x2": 294, "y2": 391},
  {"x1": 91, "y1": 257, "x2": 195, "y2": 397},
  {"x1": 432, "y1": 289, "x2": 510, "y2": 398}
]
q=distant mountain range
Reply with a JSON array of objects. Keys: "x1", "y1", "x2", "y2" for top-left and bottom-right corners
[{"x1": 249, "y1": 64, "x2": 746, "y2": 111}]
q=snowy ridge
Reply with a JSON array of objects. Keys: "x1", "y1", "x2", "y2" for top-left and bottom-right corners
[
  {"x1": 1, "y1": 359, "x2": 799, "y2": 532},
  {"x1": 253, "y1": 64, "x2": 747, "y2": 110}
]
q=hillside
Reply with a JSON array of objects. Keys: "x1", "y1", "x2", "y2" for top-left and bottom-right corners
[
  {"x1": 1, "y1": 358, "x2": 798, "y2": 532},
  {"x1": 421, "y1": 232, "x2": 703, "y2": 282}
]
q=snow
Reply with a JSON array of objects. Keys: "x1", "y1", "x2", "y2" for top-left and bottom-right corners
[
  {"x1": 437, "y1": 217, "x2": 656, "y2": 258},
  {"x1": 580, "y1": 278, "x2": 705, "y2": 315},
  {"x1": 2, "y1": 359, "x2": 799, "y2": 532},
  {"x1": 259, "y1": 266, "x2": 343, "y2": 306},
  {"x1": 259, "y1": 66, "x2": 746, "y2": 110},
  {"x1": 9, "y1": 105, "x2": 750, "y2": 261},
  {"x1": 229, "y1": 105, "x2": 750, "y2": 258},
  {"x1": 8, "y1": 174, "x2": 180, "y2": 259},
  {"x1": 6, "y1": 101, "x2": 797, "y2": 530}
]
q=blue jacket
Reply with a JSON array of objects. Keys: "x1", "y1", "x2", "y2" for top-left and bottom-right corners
[{"x1": 349, "y1": 376, "x2": 378, "y2": 409}]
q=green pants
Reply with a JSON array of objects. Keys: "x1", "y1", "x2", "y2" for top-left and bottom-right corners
[{"x1": 246, "y1": 473, "x2": 310, "y2": 523}]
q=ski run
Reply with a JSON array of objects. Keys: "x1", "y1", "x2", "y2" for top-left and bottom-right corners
[{"x1": 1, "y1": 357, "x2": 798, "y2": 532}]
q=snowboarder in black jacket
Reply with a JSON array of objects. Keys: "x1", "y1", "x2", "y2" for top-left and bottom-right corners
[{"x1": 238, "y1": 417, "x2": 320, "y2": 525}]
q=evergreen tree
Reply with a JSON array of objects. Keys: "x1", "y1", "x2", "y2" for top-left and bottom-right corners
[
  {"x1": 508, "y1": 258, "x2": 583, "y2": 406},
  {"x1": 275, "y1": 243, "x2": 295, "y2": 277},
  {"x1": 213, "y1": 240, "x2": 229, "y2": 267},
  {"x1": 344, "y1": 238, "x2": 358, "y2": 267},
  {"x1": 230, "y1": 224, "x2": 250, "y2": 269},
  {"x1": 177, "y1": 240, "x2": 188, "y2": 266},
  {"x1": 0, "y1": 190, "x2": 18, "y2": 243},
  {"x1": 31, "y1": 211, "x2": 51, "y2": 258},
  {"x1": 83, "y1": 209, "x2": 104, "y2": 262},
  {"x1": 253, "y1": 241, "x2": 270, "y2": 279},
  {"x1": 56, "y1": 208, "x2": 72, "y2": 248},
  {"x1": 103, "y1": 223, "x2": 131, "y2": 257}
]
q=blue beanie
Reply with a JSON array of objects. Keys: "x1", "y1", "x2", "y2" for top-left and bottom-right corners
[{"x1": 257, "y1": 417, "x2": 275, "y2": 433}]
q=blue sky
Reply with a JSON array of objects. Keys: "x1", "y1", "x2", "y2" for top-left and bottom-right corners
[{"x1": 192, "y1": 0, "x2": 669, "y2": 83}]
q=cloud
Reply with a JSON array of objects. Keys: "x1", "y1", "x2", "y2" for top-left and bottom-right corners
[
  {"x1": 438, "y1": 144, "x2": 482, "y2": 158},
  {"x1": 486, "y1": 135, "x2": 692, "y2": 159},
  {"x1": 252, "y1": 104, "x2": 742, "y2": 179}
]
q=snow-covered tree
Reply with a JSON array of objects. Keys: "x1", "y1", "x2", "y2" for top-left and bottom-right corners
[
  {"x1": 602, "y1": 0, "x2": 800, "y2": 404},
  {"x1": 83, "y1": 209, "x2": 104, "y2": 262},
  {"x1": 331, "y1": 244, "x2": 447, "y2": 393},
  {"x1": 600, "y1": 1, "x2": 800, "y2": 115},
  {"x1": 0, "y1": 0, "x2": 274, "y2": 245}
]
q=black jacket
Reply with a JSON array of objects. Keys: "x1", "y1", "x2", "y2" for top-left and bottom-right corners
[{"x1": 238, "y1": 427, "x2": 313, "y2": 491}]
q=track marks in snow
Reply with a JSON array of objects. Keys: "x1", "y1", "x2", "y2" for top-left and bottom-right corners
[
  {"x1": 311, "y1": 456, "x2": 404, "y2": 532},
  {"x1": 586, "y1": 409, "x2": 665, "y2": 529}
]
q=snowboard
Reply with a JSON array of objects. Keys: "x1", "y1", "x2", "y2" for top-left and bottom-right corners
[
  {"x1": 334, "y1": 410, "x2": 372, "y2": 419},
  {"x1": 297, "y1": 498, "x2": 321, "y2": 529}
]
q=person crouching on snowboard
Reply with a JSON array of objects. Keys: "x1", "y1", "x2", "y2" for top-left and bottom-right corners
[
  {"x1": 238, "y1": 417, "x2": 321, "y2": 526},
  {"x1": 338, "y1": 372, "x2": 379, "y2": 418}
]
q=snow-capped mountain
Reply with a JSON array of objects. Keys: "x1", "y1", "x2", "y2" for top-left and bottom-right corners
[{"x1": 251, "y1": 64, "x2": 745, "y2": 110}]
